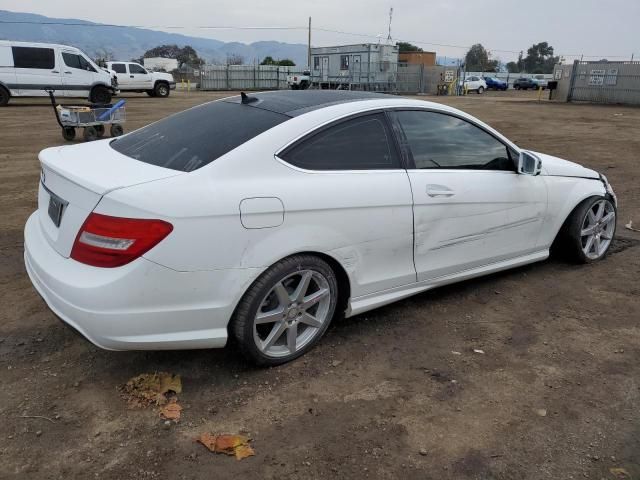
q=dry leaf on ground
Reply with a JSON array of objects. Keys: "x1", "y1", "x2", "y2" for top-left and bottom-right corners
[
  {"x1": 119, "y1": 372, "x2": 182, "y2": 408},
  {"x1": 159, "y1": 400, "x2": 182, "y2": 421},
  {"x1": 610, "y1": 467, "x2": 631, "y2": 479},
  {"x1": 197, "y1": 433, "x2": 255, "y2": 460}
]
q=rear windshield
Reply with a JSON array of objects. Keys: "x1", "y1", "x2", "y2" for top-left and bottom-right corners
[{"x1": 110, "y1": 100, "x2": 289, "y2": 172}]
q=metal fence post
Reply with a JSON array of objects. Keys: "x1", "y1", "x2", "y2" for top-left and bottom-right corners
[{"x1": 567, "y1": 60, "x2": 579, "y2": 102}]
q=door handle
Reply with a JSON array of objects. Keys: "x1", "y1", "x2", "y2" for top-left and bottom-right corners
[
  {"x1": 51, "y1": 70, "x2": 59, "y2": 73},
  {"x1": 426, "y1": 184, "x2": 456, "y2": 197},
  {"x1": 64, "y1": 71, "x2": 72, "y2": 74},
  {"x1": 130, "y1": 75, "x2": 134, "y2": 78}
]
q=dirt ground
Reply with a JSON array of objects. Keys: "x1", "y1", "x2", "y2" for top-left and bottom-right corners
[{"x1": 1, "y1": 89, "x2": 639, "y2": 480}]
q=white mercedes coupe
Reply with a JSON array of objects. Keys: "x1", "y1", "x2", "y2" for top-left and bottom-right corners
[{"x1": 24, "y1": 91, "x2": 617, "y2": 365}]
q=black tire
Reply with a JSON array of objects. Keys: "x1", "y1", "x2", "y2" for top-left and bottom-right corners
[
  {"x1": 300, "y1": 80, "x2": 309, "y2": 90},
  {"x1": 83, "y1": 126, "x2": 98, "y2": 142},
  {"x1": 110, "y1": 124, "x2": 124, "y2": 137},
  {"x1": 154, "y1": 82, "x2": 170, "y2": 98},
  {"x1": 477, "y1": 86, "x2": 484, "y2": 94},
  {"x1": 0, "y1": 86, "x2": 9, "y2": 106},
  {"x1": 231, "y1": 254, "x2": 339, "y2": 366},
  {"x1": 515, "y1": 85, "x2": 520, "y2": 90},
  {"x1": 554, "y1": 196, "x2": 617, "y2": 264},
  {"x1": 146, "y1": 90, "x2": 156, "y2": 97},
  {"x1": 62, "y1": 127, "x2": 76, "y2": 141},
  {"x1": 95, "y1": 125, "x2": 105, "y2": 137},
  {"x1": 90, "y1": 86, "x2": 112, "y2": 104}
]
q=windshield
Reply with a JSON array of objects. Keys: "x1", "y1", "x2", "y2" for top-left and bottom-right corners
[{"x1": 110, "y1": 100, "x2": 289, "y2": 172}]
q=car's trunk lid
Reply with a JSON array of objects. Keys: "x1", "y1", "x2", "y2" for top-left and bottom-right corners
[{"x1": 37, "y1": 143, "x2": 182, "y2": 257}]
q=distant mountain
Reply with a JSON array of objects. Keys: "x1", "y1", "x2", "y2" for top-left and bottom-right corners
[{"x1": 0, "y1": 10, "x2": 308, "y2": 66}]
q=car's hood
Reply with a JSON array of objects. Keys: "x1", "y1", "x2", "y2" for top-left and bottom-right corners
[
  {"x1": 153, "y1": 72, "x2": 174, "y2": 82},
  {"x1": 531, "y1": 151, "x2": 599, "y2": 179}
]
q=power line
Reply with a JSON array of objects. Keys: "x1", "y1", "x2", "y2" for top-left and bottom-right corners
[
  {"x1": 0, "y1": 20, "x2": 307, "y2": 30},
  {"x1": 0, "y1": 19, "x2": 631, "y2": 60}
]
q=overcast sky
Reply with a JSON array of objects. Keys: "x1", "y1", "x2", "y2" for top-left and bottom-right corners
[{"x1": 1, "y1": 0, "x2": 638, "y2": 61}]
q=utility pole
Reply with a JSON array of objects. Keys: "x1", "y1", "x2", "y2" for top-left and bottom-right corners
[
  {"x1": 308, "y1": 17, "x2": 312, "y2": 69},
  {"x1": 387, "y1": 7, "x2": 393, "y2": 44}
]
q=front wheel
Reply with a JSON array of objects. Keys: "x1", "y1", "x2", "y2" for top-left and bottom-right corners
[
  {"x1": 231, "y1": 255, "x2": 338, "y2": 366},
  {"x1": 62, "y1": 127, "x2": 76, "y2": 141},
  {"x1": 558, "y1": 196, "x2": 616, "y2": 263},
  {"x1": 90, "y1": 86, "x2": 112, "y2": 104},
  {"x1": 154, "y1": 82, "x2": 170, "y2": 98},
  {"x1": 477, "y1": 86, "x2": 484, "y2": 94},
  {"x1": 0, "y1": 86, "x2": 9, "y2": 106}
]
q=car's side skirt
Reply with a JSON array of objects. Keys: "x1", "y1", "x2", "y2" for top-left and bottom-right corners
[{"x1": 346, "y1": 249, "x2": 549, "y2": 317}]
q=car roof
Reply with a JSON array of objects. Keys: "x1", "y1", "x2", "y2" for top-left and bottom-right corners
[
  {"x1": 221, "y1": 90, "x2": 397, "y2": 117},
  {"x1": 0, "y1": 40, "x2": 80, "y2": 51}
]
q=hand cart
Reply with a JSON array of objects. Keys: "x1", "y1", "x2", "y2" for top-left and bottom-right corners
[{"x1": 46, "y1": 89, "x2": 126, "y2": 142}]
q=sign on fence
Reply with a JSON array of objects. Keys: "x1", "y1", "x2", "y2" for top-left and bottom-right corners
[{"x1": 588, "y1": 69, "x2": 606, "y2": 86}]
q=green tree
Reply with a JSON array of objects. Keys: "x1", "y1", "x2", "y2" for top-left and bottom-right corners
[
  {"x1": 523, "y1": 42, "x2": 559, "y2": 73},
  {"x1": 140, "y1": 45, "x2": 204, "y2": 67},
  {"x1": 505, "y1": 61, "x2": 519, "y2": 73},
  {"x1": 396, "y1": 41, "x2": 423, "y2": 52},
  {"x1": 464, "y1": 43, "x2": 498, "y2": 72},
  {"x1": 260, "y1": 56, "x2": 295, "y2": 66}
]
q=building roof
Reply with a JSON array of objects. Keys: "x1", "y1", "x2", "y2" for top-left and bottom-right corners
[{"x1": 222, "y1": 90, "x2": 395, "y2": 117}]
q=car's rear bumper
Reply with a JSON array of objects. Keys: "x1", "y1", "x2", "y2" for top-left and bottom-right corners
[{"x1": 24, "y1": 212, "x2": 259, "y2": 351}]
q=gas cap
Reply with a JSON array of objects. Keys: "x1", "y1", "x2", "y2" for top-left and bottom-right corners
[{"x1": 239, "y1": 197, "x2": 284, "y2": 229}]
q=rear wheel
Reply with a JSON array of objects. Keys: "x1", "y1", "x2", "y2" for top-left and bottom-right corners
[
  {"x1": 557, "y1": 196, "x2": 616, "y2": 263},
  {"x1": 154, "y1": 82, "x2": 170, "y2": 98},
  {"x1": 110, "y1": 124, "x2": 124, "y2": 137},
  {"x1": 0, "y1": 86, "x2": 9, "y2": 106},
  {"x1": 90, "y1": 86, "x2": 112, "y2": 104},
  {"x1": 231, "y1": 254, "x2": 338, "y2": 366}
]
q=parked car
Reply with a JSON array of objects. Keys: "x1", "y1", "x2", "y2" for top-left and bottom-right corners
[
  {"x1": 513, "y1": 77, "x2": 539, "y2": 90},
  {"x1": 533, "y1": 74, "x2": 549, "y2": 89},
  {"x1": 461, "y1": 75, "x2": 487, "y2": 94},
  {"x1": 483, "y1": 77, "x2": 508, "y2": 91},
  {"x1": 25, "y1": 91, "x2": 617, "y2": 365},
  {"x1": 287, "y1": 69, "x2": 311, "y2": 90},
  {"x1": 0, "y1": 40, "x2": 117, "y2": 106},
  {"x1": 106, "y1": 61, "x2": 175, "y2": 97}
]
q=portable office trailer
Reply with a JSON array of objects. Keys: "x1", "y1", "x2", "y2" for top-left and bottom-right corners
[{"x1": 310, "y1": 43, "x2": 399, "y2": 90}]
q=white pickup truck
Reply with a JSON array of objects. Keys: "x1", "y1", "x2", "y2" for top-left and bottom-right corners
[
  {"x1": 106, "y1": 61, "x2": 175, "y2": 97},
  {"x1": 287, "y1": 70, "x2": 311, "y2": 90}
]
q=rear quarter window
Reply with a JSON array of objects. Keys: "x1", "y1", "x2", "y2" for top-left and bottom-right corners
[
  {"x1": 110, "y1": 100, "x2": 289, "y2": 172},
  {"x1": 12, "y1": 47, "x2": 55, "y2": 69}
]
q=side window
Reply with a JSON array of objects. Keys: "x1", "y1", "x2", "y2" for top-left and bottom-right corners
[
  {"x1": 12, "y1": 47, "x2": 55, "y2": 69},
  {"x1": 111, "y1": 63, "x2": 126, "y2": 74},
  {"x1": 281, "y1": 113, "x2": 400, "y2": 171},
  {"x1": 129, "y1": 63, "x2": 147, "y2": 74},
  {"x1": 62, "y1": 52, "x2": 96, "y2": 72},
  {"x1": 394, "y1": 110, "x2": 514, "y2": 171},
  {"x1": 340, "y1": 55, "x2": 349, "y2": 71}
]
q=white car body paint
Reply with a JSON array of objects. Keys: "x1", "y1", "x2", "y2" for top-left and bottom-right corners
[{"x1": 24, "y1": 94, "x2": 610, "y2": 351}]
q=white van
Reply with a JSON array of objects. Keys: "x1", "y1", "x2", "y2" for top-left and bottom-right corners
[{"x1": 0, "y1": 41, "x2": 117, "y2": 106}]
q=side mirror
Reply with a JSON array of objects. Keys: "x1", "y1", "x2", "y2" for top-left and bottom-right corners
[{"x1": 518, "y1": 151, "x2": 542, "y2": 175}]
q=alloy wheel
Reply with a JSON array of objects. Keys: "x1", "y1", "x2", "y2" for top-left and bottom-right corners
[
  {"x1": 253, "y1": 270, "x2": 331, "y2": 358},
  {"x1": 580, "y1": 199, "x2": 615, "y2": 260}
]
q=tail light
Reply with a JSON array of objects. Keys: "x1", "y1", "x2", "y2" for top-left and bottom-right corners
[
  {"x1": 71, "y1": 213, "x2": 173, "y2": 268},
  {"x1": 294, "y1": 76, "x2": 298, "y2": 81}
]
